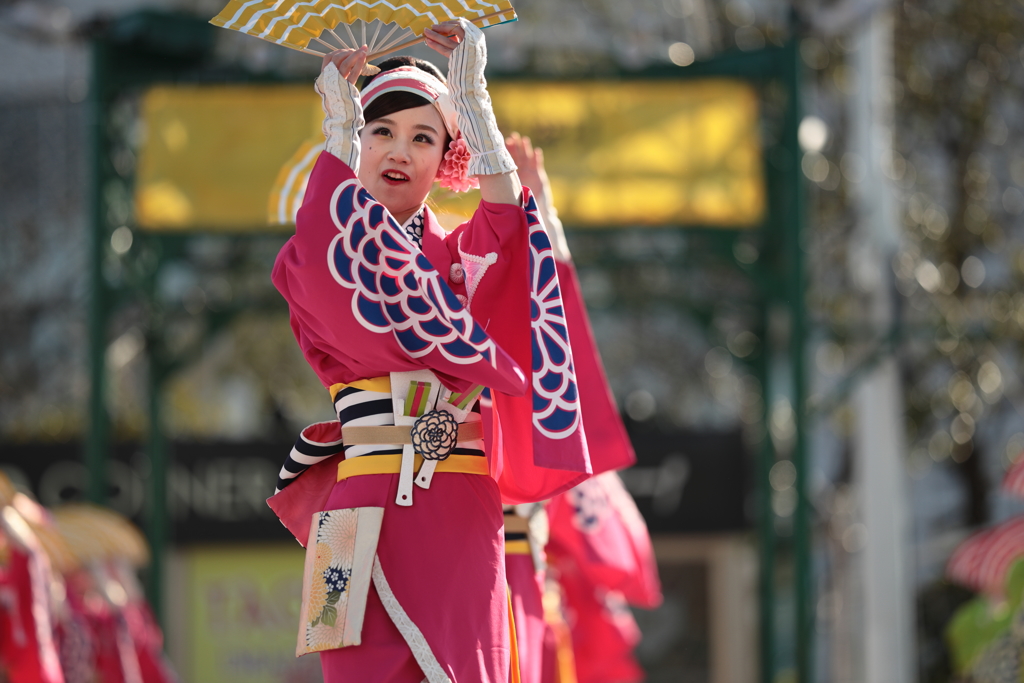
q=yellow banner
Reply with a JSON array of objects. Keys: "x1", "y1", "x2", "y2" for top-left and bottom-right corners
[
  {"x1": 135, "y1": 79, "x2": 764, "y2": 231},
  {"x1": 135, "y1": 85, "x2": 323, "y2": 231},
  {"x1": 492, "y1": 80, "x2": 765, "y2": 228}
]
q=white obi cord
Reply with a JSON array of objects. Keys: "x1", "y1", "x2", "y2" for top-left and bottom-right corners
[{"x1": 372, "y1": 555, "x2": 451, "y2": 683}]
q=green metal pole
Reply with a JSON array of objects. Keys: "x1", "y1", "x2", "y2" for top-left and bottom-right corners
[
  {"x1": 145, "y1": 334, "x2": 168, "y2": 627},
  {"x1": 783, "y1": 40, "x2": 813, "y2": 683},
  {"x1": 86, "y1": 38, "x2": 110, "y2": 505},
  {"x1": 756, "y1": 309, "x2": 777, "y2": 683}
]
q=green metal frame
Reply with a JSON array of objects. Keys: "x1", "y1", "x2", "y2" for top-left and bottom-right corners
[
  {"x1": 86, "y1": 39, "x2": 110, "y2": 506},
  {"x1": 783, "y1": 40, "x2": 812, "y2": 682},
  {"x1": 85, "y1": 12, "x2": 810, "y2": 682}
]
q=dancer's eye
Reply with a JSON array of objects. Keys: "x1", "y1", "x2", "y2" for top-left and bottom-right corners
[
  {"x1": 414, "y1": 133, "x2": 435, "y2": 145},
  {"x1": 372, "y1": 126, "x2": 392, "y2": 138}
]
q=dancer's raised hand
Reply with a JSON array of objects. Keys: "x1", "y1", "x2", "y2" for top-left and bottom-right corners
[
  {"x1": 506, "y1": 133, "x2": 552, "y2": 202},
  {"x1": 423, "y1": 21, "x2": 465, "y2": 57},
  {"x1": 321, "y1": 46, "x2": 369, "y2": 84},
  {"x1": 506, "y1": 132, "x2": 570, "y2": 261}
]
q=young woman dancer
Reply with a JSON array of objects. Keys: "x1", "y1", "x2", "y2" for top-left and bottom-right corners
[{"x1": 268, "y1": 20, "x2": 593, "y2": 683}]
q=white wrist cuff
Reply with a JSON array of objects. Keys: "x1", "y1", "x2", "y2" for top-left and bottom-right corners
[
  {"x1": 448, "y1": 19, "x2": 517, "y2": 177},
  {"x1": 315, "y1": 63, "x2": 364, "y2": 170}
]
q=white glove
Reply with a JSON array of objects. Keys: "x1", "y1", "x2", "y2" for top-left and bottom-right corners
[
  {"x1": 447, "y1": 20, "x2": 517, "y2": 177},
  {"x1": 315, "y1": 62, "x2": 364, "y2": 170}
]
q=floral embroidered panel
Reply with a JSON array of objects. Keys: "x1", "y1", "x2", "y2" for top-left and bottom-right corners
[{"x1": 297, "y1": 507, "x2": 384, "y2": 656}]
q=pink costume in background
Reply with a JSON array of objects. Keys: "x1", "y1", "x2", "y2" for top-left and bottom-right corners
[
  {"x1": 0, "y1": 517, "x2": 64, "y2": 683},
  {"x1": 547, "y1": 473, "x2": 661, "y2": 610},
  {"x1": 544, "y1": 472, "x2": 663, "y2": 683},
  {"x1": 504, "y1": 254, "x2": 641, "y2": 683},
  {"x1": 559, "y1": 579, "x2": 643, "y2": 683},
  {"x1": 506, "y1": 552, "x2": 546, "y2": 683},
  {"x1": 503, "y1": 504, "x2": 547, "y2": 683}
]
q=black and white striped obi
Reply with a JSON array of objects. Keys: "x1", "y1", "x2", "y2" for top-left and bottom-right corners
[{"x1": 275, "y1": 384, "x2": 485, "y2": 494}]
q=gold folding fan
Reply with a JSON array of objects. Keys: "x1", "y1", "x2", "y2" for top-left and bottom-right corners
[{"x1": 211, "y1": 0, "x2": 517, "y2": 62}]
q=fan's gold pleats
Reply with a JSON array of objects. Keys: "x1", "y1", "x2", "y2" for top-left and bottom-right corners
[{"x1": 211, "y1": 0, "x2": 517, "y2": 58}]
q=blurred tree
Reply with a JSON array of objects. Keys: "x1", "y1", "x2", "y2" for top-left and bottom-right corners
[{"x1": 893, "y1": 0, "x2": 1024, "y2": 526}]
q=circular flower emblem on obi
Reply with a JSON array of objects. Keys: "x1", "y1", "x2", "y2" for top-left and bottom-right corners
[{"x1": 411, "y1": 410, "x2": 459, "y2": 461}]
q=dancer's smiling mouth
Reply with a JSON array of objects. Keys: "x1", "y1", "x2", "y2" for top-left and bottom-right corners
[{"x1": 381, "y1": 169, "x2": 410, "y2": 184}]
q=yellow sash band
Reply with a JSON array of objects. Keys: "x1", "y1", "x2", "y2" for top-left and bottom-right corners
[
  {"x1": 504, "y1": 539, "x2": 532, "y2": 555},
  {"x1": 337, "y1": 453, "x2": 488, "y2": 482},
  {"x1": 329, "y1": 376, "x2": 392, "y2": 401}
]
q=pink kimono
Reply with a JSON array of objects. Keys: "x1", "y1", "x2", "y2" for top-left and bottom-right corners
[
  {"x1": 270, "y1": 152, "x2": 595, "y2": 683},
  {"x1": 546, "y1": 473, "x2": 662, "y2": 611},
  {"x1": 541, "y1": 473, "x2": 663, "y2": 683},
  {"x1": 506, "y1": 551, "x2": 546, "y2": 683},
  {"x1": 0, "y1": 544, "x2": 64, "y2": 683},
  {"x1": 559, "y1": 578, "x2": 644, "y2": 683}
]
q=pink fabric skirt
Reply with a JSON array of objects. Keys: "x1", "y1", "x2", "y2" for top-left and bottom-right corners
[
  {"x1": 319, "y1": 469, "x2": 509, "y2": 683},
  {"x1": 506, "y1": 554, "x2": 545, "y2": 683}
]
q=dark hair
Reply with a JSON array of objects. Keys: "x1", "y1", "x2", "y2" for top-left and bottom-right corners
[
  {"x1": 361, "y1": 56, "x2": 451, "y2": 147},
  {"x1": 363, "y1": 55, "x2": 445, "y2": 87}
]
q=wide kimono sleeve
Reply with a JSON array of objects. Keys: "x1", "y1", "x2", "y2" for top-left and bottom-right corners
[
  {"x1": 447, "y1": 189, "x2": 594, "y2": 504},
  {"x1": 271, "y1": 151, "x2": 526, "y2": 397},
  {"x1": 556, "y1": 259, "x2": 637, "y2": 473}
]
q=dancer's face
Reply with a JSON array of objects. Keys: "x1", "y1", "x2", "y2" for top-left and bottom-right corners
[{"x1": 358, "y1": 104, "x2": 446, "y2": 225}]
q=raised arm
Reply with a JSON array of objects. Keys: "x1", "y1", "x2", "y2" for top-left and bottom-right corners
[
  {"x1": 424, "y1": 20, "x2": 522, "y2": 206},
  {"x1": 317, "y1": 47, "x2": 370, "y2": 170},
  {"x1": 506, "y1": 133, "x2": 571, "y2": 263}
]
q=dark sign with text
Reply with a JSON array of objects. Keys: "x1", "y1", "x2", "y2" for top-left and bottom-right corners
[
  {"x1": 0, "y1": 442, "x2": 295, "y2": 543},
  {"x1": 2, "y1": 426, "x2": 749, "y2": 542},
  {"x1": 620, "y1": 425, "x2": 749, "y2": 533}
]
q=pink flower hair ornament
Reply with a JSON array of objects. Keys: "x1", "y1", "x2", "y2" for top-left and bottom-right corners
[{"x1": 437, "y1": 135, "x2": 479, "y2": 193}]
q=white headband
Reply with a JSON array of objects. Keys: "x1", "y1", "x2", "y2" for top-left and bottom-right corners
[{"x1": 361, "y1": 66, "x2": 459, "y2": 140}]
